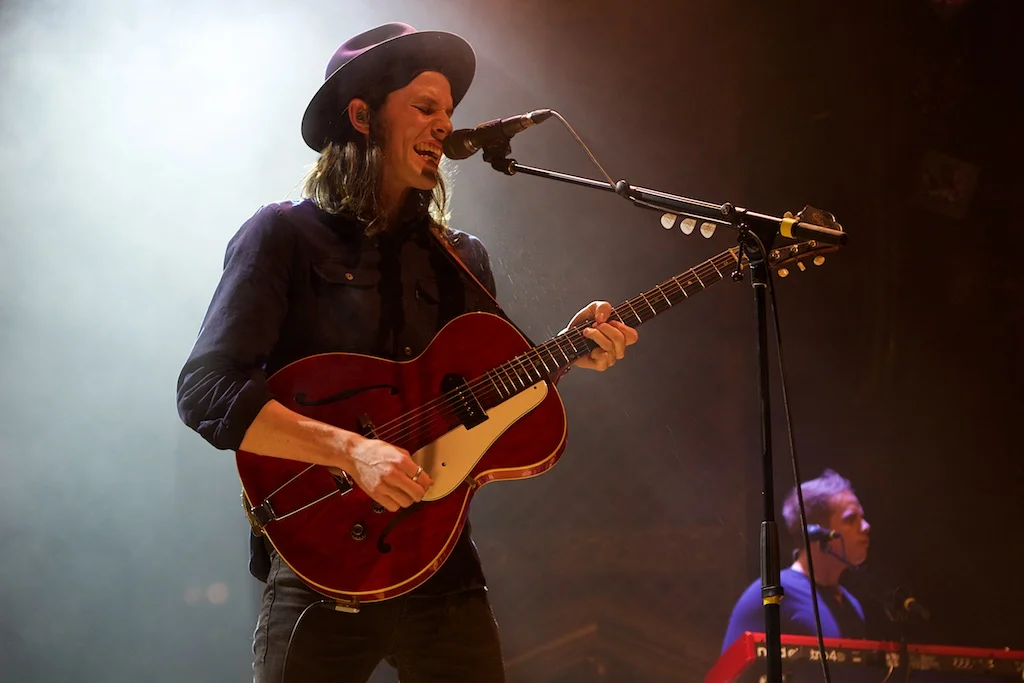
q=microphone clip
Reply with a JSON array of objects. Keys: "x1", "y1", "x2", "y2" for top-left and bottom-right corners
[{"x1": 482, "y1": 141, "x2": 516, "y2": 176}]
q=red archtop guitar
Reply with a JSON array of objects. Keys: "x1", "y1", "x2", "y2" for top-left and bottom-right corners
[{"x1": 236, "y1": 235, "x2": 837, "y2": 609}]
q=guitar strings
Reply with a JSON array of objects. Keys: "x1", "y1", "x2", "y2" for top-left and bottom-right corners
[
  {"x1": 367, "y1": 254, "x2": 738, "y2": 447},
  {"x1": 270, "y1": 245, "x2": 821, "y2": 522},
  {"x1": 371, "y1": 253, "x2": 737, "y2": 447},
  {"x1": 370, "y1": 254, "x2": 737, "y2": 445},
  {"x1": 372, "y1": 256, "x2": 731, "y2": 445},
  {"x1": 267, "y1": 251, "x2": 746, "y2": 516}
]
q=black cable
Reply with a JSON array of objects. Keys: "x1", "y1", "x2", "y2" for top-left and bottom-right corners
[{"x1": 281, "y1": 599, "x2": 333, "y2": 683}]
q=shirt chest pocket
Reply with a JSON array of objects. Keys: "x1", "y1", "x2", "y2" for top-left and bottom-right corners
[{"x1": 310, "y1": 260, "x2": 381, "y2": 354}]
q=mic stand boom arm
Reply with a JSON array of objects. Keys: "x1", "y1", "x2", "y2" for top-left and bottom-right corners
[{"x1": 480, "y1": 147, "x2": 848, "y2": 247}]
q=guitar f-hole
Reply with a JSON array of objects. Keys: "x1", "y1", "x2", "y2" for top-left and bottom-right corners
[{"x1": 376, "y1": 503, "x2": 422, "y2": 554}]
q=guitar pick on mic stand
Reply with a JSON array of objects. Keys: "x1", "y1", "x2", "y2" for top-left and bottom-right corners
[{"x1": 449, "y1": 110, "x2": 848, "y2": 683}]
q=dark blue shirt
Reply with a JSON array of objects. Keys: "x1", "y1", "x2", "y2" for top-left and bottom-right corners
[
  {"x1": 722, "y1": 567, "x2": 866, "y2": 653},
  {"x1": 176, "y1": 199, "x2": 507, "y2": 592}
]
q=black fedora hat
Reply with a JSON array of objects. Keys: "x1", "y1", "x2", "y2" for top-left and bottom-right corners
[{"x1": 301, "y1": 22, "x2": 476, "y2": 152}]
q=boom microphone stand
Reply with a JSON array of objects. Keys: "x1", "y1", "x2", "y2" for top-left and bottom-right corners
[{"x1": 479, "y1": 138, "x2": 847, "y2": 683}]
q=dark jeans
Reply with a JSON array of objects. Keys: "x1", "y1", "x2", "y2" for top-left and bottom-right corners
[{"x1": 253, "y1": 552, "x2": 505, "y2": 683}]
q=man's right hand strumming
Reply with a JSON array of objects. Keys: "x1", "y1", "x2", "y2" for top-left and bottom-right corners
[
  {"x1": 239, "y1": 400, "x2": 433, "y2": 512},
  {"x1": 337, "y1": 437, "x2": 434, "y2": 512}
]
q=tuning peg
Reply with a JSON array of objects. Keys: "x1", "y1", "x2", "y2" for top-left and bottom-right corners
[
  {"x1": 797, "y1": 261, "x2": 806, "y2": 272},
  {"x1": 700, "y1": 222, "x2": 716, "y2": 239},
  {"x1": 661, "y1": 213, "x2": 677, "y2": 229},
  {"x1": 777, "y1": 267, "x2": 790, "y2": 278},
  {"x1": 680, "y1": 218, "x2": 696, "y2": 235},
  {"x1": 813, "y1": 255, "x2": 825, "y2": 266}
]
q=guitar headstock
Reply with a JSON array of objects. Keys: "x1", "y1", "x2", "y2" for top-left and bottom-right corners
[
  {"x1": 769, "y1": 205, "x2": 843, "y2": 277},
  {"x1": 663, "y1": 204, "x2": 843, "y2": 277},
  {"x1": 766, "y1": 239, "x2": 838, "y2": 277}
]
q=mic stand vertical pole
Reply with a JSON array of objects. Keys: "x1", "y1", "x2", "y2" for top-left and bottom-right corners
[{"x1": 739, "y1": 226, "x2": 785, "y2": 683}]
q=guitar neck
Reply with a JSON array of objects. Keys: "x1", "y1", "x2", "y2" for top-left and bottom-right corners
[{"x1": 481, "y1": 247, "x2": 742, "y2": 397}]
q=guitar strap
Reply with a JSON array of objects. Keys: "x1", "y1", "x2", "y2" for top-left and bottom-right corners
[{"x1": 428, "y1": 225, "x2": 538, "y2": 348}]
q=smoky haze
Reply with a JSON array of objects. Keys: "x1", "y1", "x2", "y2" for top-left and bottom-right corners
[{"x1": 2, "y1": 0, "x2": 1022, "y2": 682}]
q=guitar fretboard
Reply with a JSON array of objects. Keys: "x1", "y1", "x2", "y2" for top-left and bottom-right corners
[{"x1": 480, "y1": 247, "x2": 742, "y2": 403}]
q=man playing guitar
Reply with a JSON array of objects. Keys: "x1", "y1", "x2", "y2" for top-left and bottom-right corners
[{"x1": 176, "y1": 22, "x2": 637, "y2": 683}]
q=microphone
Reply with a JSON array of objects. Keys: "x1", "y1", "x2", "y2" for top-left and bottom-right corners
[
  {"x1": 889, "y1": 588, "x2": 932, "y2": 622},
  {"x1": 806, "y1": 524, "x2": 840, "y2": 543},
  {"x1": 443, "y1": 109, "x2": 554, "y2": 160},
  {"x1": 902, "y1": 596, "x2": 932, "y2": 621}
]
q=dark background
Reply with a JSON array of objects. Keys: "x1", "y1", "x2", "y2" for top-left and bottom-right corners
[{"x1": 2, "y1": 0, "x2": 1021, "y2": 681}]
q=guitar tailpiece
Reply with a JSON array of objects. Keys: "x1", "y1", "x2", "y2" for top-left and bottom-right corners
[{"x1": 241, "y1": 491, "x2": 277, "y2": 535}]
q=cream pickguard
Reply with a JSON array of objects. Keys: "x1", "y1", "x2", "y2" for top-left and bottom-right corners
[{"x1": 414, "y1": 380, "x2": 548, "y2": 501}]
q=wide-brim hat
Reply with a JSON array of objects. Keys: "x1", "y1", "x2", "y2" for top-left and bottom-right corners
[{"x1": 301, "y1": 22, "x2": 476, "y2": 152}]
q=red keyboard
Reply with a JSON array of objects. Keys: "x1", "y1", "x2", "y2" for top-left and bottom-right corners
[{"x1": 707, "y1": 632, "x2": 1024, "y2": 683}]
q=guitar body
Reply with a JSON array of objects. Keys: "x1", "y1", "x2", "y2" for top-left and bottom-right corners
[{"x1": 236, "y1": 311, "x2": 567, "y2": 604}]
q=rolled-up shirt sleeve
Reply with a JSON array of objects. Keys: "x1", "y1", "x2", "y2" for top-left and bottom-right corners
[{"x1": 176, "y1": 205, "x2": 294, "y2": 451}]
